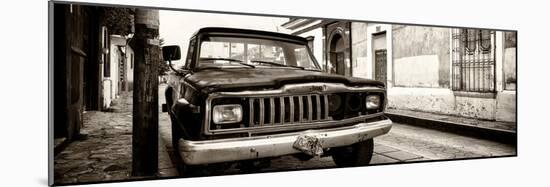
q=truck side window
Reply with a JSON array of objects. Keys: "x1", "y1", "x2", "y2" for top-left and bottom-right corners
[{"x1": 185, "y1": 38, "x2": 196, "y2": 69}]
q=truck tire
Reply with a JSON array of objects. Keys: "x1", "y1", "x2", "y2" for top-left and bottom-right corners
[
  {"x1": 165, "y1": 89, "x2": 180, "y2": 150},
  {"x1": 170, "y1": 114, "x2": 181, "y2": 151},
  {"x1": 331, "y1": 139, "x2": 374, "y2": 167}
]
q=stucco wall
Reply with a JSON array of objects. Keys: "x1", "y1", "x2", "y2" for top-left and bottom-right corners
[
  {"x1": 103, "y1": 39, "x2": 123, "y2": 109},
  {"x1": 298, "y1": 28, "x2": 324, "y2": 70},
  {"x1": 387, "y1": 87, "x2": 456, "y2": 114},
  {"x1": 102, "y1": 80, "x2": 113, "y2": 109},
  {"x1": 351, "y1": 22, "x2": 369, "y2": 79},
  {"x1": 498, "y1": 31, "x2": 517, "y2": 121},
  {"x1": 496, "y1": 91, "x2": 516, "y2": 122},
  {"x1": 102, "y1": 58, "x2": 117, "y2": 108},
  {"x1": 387, "y1": 87, "x2": 500, "y2": 120},
  {"x1": 351, "y1": 23, "x2": 393, "y2": 86},
  {"x1": 503, "y1": 48, "x2": 516, "y2": 90},
  {"x1": 394, "y1": 55, "x2": 439, "y2": 87},
  {"x1": 125, "y1": 47, "x2": 134, "y2": 91},
  {"x1": 392, "y1": 25, "x2": 450, "y2": 88},
  {"x1": 503, "y1": 32, "x2": 517, "y2": 90},
  {"x1": 387, "y1": 28, "x2": 515, "y2": 122}
]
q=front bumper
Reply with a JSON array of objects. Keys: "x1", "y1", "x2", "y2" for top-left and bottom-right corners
[{"x1": 178, "y1": 118, "x2": 392, "y2": 165}]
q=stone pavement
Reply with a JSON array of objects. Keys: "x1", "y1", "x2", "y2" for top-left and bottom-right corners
[
  {"x1": 376, "y1": 122, "x2": 515, "y2": 160},
  {"x1": 54, "y1": 92, "x2": 177, "y2": 185},
  {"x1": 385, "y1": 109, "x2": 516, "y2": 144},
  {"x1": 386, "y1": 109, "x2": 516, "y2": 132}
]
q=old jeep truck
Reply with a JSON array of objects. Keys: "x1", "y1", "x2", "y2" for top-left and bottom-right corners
[{"x1": 161, "y1": 27, "x2": 392, "y2": 172}]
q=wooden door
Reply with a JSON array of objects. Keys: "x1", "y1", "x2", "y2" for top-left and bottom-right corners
[{"x1": 374, "y1": 49, "x2": 387, "y2": 83}]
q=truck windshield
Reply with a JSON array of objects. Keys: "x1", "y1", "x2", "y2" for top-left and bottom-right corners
[{"x1": 198, "y1": 36, "x2": 320, "y2": 70}]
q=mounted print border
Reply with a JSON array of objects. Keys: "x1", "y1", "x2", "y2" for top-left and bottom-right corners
[{"x1": 49, "y1": 1, "x2": 517, "y2": 186}]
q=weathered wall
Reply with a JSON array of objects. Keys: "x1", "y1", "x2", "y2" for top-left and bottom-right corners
[
  {"x1": 387, "y1": 29, "x2": 516, "y2": 122},
  {"x1": 125, "y1": 47, "x2": 134, "y2": 91},
  {"x1": 496, "y1": 91, "x2": 516, "y2": 122},
  {"x1": 387, "y1": 87, "x2": 456, "y2": 114},
  {"x1": 289, "y1": 22, "x2": 516, "y2": 122},
  {"x1": 387, "y1": 87, "x2": 498, "y2": 120},
  {"x1": 392, "y1": 25, "x2": 450, "y2": 88},
  {"x1": 102, "y1": 80, "x2": 113, "y2": 108},
  {"x1": 103, "y1": 36, "x2": 124, "y2": 108},
  {"x1": 503, "y1": 31, "x2": 517, "y2": 90},
  {"x1": 351, "y1": 22, "x2": 369, "y2": 79},
  {"x1": 393, "y1": 55, "x2": 439, "y2": 87},
  {"x1": 351, "y1": 23, "x2": 393, "y2": 86},
  {"x1": 454, "y1": 96, "x2": 496, "y2": 120},
  {"x1": 326, "y1": 22, "x2": 352, "y2": 76},
  {"x1": 497, "y1": 31, "x2": 517, "y2": 121},
  {"x1": 503, "y1": 48, "x2": 516, "y2": 90}
]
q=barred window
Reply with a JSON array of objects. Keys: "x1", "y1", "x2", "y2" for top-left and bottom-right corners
[{"x1": 452, "y1": 29, "x2": 496, "y2": 92}]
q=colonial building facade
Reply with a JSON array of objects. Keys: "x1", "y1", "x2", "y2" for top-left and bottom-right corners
[
  {"x1": 105, "y1": 35, "x2": 134, "y2": 108},
  {"x1": 282, "y1": 19, "x2": 516, "y2": 122},
  {"x1": 53, "y1": 4, "x2": 135, "y2": 141}
]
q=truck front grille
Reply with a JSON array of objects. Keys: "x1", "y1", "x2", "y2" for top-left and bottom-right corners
[
  {"x1": 206, "y1": 83, "x2": 386, "y2": 134},
  {"x1": 248, "y1": 95, "x2": 330, "y2": 127}
]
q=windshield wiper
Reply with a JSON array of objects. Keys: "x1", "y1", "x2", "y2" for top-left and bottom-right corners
[
  {"x1": 249, "y1": 60, "x2": 305, "y2": 70},
  {"x1": 200, "y1": 58, "x2": 255, "y2": 68}
]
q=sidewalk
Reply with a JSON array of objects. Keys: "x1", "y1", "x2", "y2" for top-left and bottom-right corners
[
  {"x1": 385, "y1": 109, "x2": 516, "y2": 145},
  {"x1": 54, "y1": 92, "x2": 177, "y2": 185}
]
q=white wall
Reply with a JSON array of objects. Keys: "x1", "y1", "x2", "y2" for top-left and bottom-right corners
[
  {"x1": 297, "y1": 28, "x2": 324, "y2": 70},
  {"x1": 125, "y1": 47, "x2": 134, "y2": 91},
  {"x1": 387, "y1": 29, "x2": 516, "y2": 122},
  {"x1": 363, "y1": 24, "x2": 393, "y2": 86},
  {"x1": 103, "y1": 36, "x2": 125, "y2": 109},
  {"x1": 393, "y1": 55, "x2": 440, "y2": 87}
]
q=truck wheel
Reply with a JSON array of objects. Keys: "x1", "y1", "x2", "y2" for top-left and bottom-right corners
[
  {"x1": 331, "y1": 139, "x2": 374, "y2": 167},
  {"x1": 177, "y1": 162, "x2": 200, "y2": 176},
  {"x1": 170, "y1": 114, "x2": 181, "y2": 151},
  {"x1": 165, "y1": 89, "x2": 180, "y2": 150}
]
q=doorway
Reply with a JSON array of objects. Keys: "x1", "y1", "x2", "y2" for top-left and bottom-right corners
[
  {"x1": 374, "y1": 49, "x2": 387, "y2": 83},
  {"x1": 372, "y1": 32, "x2": 387, "y2": 83},
  {"x1": 329, "y1": 33, "x2": 347, "y2": 76}
]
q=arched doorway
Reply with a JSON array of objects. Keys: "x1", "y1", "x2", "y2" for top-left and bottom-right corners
[
  {"x1": 329, "y1": 34, "x2": 346, "y2": 75},
  {"x1": 326, "y1": 24, "x2": 351, "y2": 76}
]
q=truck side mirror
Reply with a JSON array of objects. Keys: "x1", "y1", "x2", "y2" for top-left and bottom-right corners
[{"x1": 162, "y1": 45, "x2": 181, "y2": 61}]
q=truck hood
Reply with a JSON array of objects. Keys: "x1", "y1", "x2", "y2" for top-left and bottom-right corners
[{"x1": 185, "y1": 68, "x2": 385, "y2": 93}]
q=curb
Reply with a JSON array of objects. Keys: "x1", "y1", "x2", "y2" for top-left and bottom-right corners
[{"x1": 385, "y1": 112, "x2": 517, "y2": 145}]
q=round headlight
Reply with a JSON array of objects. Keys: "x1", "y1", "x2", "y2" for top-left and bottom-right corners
[
  {"x1": 365, "y1": 95, "x2": 381, "y2": 109},
  {"x1": 346, "y1": 94, "x2": 362, "y2": 111},
  {"x1": 328, "y1": 94, "x2": 342, "y2": 112}
]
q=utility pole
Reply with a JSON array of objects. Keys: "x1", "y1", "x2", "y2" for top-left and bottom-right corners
[{"x1": 131, "y1": 8, "x2": 160, "y2": 176}]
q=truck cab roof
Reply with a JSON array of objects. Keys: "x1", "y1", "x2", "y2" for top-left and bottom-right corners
[{"x1": 192, "y1": 27, "x2": 308, "y2": 44}]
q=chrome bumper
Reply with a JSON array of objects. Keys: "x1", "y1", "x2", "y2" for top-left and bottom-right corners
[{"x1": 178, "y1": 119, "x2": 392, "y2": 165}]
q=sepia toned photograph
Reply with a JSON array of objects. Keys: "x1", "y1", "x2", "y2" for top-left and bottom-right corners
[{"x1": 49, "y1": 1, "x2": 517, "y2": 186}]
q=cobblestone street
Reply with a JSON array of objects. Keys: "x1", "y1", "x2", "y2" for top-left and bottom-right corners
[
  {"x1": 54, "y1": 92, "x2": 176, "y2": 185},
  {"x1": 54, "y1": 93, "x2": 134, "y2": 184}
]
